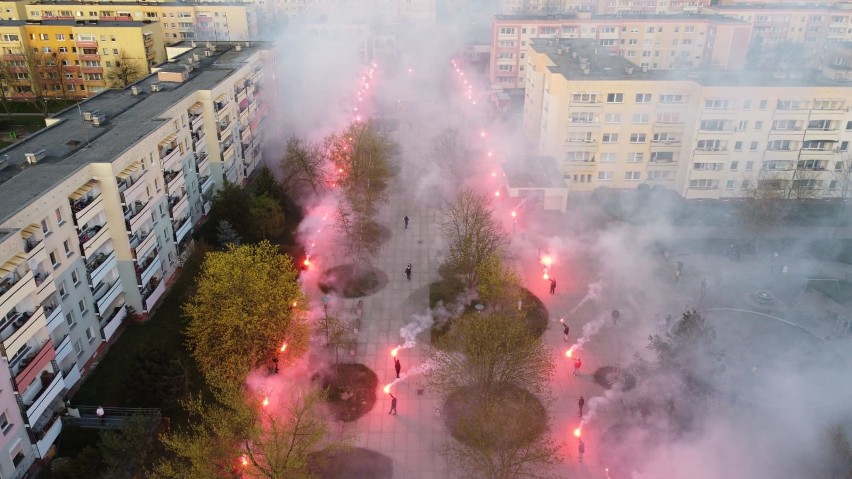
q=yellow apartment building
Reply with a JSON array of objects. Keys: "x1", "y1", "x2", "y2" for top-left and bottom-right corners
[
  {"x1": 499, "y1": 0, "x2": 711, "y2": 15},
  {"x1": 491, "y1": 13, "x2": 752, "y2": 90},
  {"x1": 0, "y1": 20, "x2": 166, "y2": 98},
  {"x1": 0, "y1": 42, "x2": 270, "y2": 476},
  {"x1": 23, "y1": 1, "x2": 259, "y2": 44},
  {"x1": 524, "y1": 39, "x2": 852, "y2": 200}
]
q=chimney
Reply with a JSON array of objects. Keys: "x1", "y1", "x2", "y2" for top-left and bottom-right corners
[
  {"x1": 131, "y1": 85, "x2": 139, "y2": 95},
  {"x1": 235, "y1": 45, "x2": 242, "y2": 52}
]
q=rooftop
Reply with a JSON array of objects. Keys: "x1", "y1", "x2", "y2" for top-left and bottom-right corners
[
  {"x1": 705, "y1": 2, "x2": 850, "y2": 11},
  {"x1": 29, "y1": 0, "x2": 257, "y2": 7},
  {"x1": 0, "y1": 41, "x2": 270, "y2": 225},
  {"x1": 494, "y1": 12, "x2": 748, "y2": 24},
  {"x1": 0, "y1": 19, "x2": 153, "y2": 27},
  {"x1": 532, "y1": 39, "x2": 852, "y2": 87},
  {"x1": 503, "y1": 156, "x2": 567, "y2": 190}
]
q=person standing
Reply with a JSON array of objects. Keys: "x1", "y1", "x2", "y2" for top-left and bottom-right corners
[
  {"x1": 563, "y1": 322, "x2": 570, "y2": 342},
  {"x1": 394, "y1": 358, "x2": 401, "y2": 379},
  {"x1": 611, "y1": 308, "x2": 620, "y2": 325},
  {"x1": 578, "y1": 395, "x2": 585, "y2": 417},
  {"x1": 388, "y1": 393, "x2": 397, "y2": 415},
  {"x1": 674, "y1": 269, "x2": 681, "y2": 282},
  {"x1": 573, "y1": 357, "x2": 582, "y2": 377},
  {"x1": 405, "y1": 263, "x2": 412, "y2": 281},
  {"x1": 549, "y1": 278, "x2": 557, "y2": 295},
  {"x1": 404, "y1": 216, "x2": 409, "y2": 229},
  {"x1": 578, "y1": 439, "x2": 585, "y2": 464},
  {"x1": 96, "y1": 405, "x2": 105, "y2": 425}
]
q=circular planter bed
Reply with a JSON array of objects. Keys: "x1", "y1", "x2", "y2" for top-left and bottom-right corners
[
  {"x1": 309, "y1": 447, "x2": 393, "y2": 479},
  {"x1": 319, "y1": 265, "x2": 388, "y2": 298},
  {"x1": 593, "y1": 366, "x2": 637, "y2": 391},
  {"x1": 443, "y1": 384, "x2": 547, "y2": 449},
  {"x1": 320, "y1": 363, "x2": 378, "y2": 422}
]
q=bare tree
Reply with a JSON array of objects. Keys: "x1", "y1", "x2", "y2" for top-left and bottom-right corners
[
  {"x1": 788, "y1": 167, "x2": 824, "y2": 200},
  {"x1": 21, "y1": 48, "x2": 51, "y2": 116},
  {"x1": 279, "y1": 136, "x2": 328, "y2": 198},
  {"x1": 821, "y1": 420, "x2": 852, "y2": 479},
  {"x1": 105, "y1": 50, "x2": 146, "y2": 89},
  {"x1": 739, "y1": 173, "x2": 791, "y2": 240},
  {"x1": 829, "y1": 157, "x2": 852, "y2": 201},
  {"x1": 0, "y1": 59, "x2": 15, "y2": 118},
  {"x1": 431, "y1": 127, "x2": 477, "y2": 191},
  {"x1": 440, "y1": 188, "x2": 510, "y2": 290}
]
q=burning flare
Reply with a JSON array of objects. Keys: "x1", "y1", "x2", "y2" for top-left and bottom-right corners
[
  {"x1": 573, "y1": 427, "x2": 582, "y2": 438},
  {"x1": 391, "y1": 347, "x2": 400, "y2": 357},
  {"x1": 541, "y1": 255, "x2": 553, "y2": 267},
  {"x1": 566, "y1": 346, "x2": 576, "y2": 358},
  {"x1": 241, "y1": 455, "x2": 249, "y2": 467},
  {"x1": 383, "y1": 384, "x2": 391, "y2": 394},
  {"x1": 262, "y1": 397, "x2": 269, "y2": 408},
  {"x1": 280, "y1": 342, "x2": 287, "y2": 352}
]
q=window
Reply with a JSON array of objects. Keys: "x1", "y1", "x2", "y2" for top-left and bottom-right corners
[
  {"x1": 0, "y1": 412, "x2": 10, "y2": 434},
  {"x1": 773, "y1": 120, "x2": 799, "y2": 130},
  {"x1": 497, "y1": 64, "x2": 513, "y2": 71},
  {"x1": 725, "y1": 180, "x2": 735, "y2": 190},
  {"x1": 597, "y1": 171, "x2": 613, "y2": 181},
  {"x1": 835, "y1": 161, "x2": 845, "y2": 171},
  {"x1": 606, "y1": 93, "x2": 623, "y2": 103},
  {"x1": 55, "y1": 208, "x2": 64, "y2": 225},
  {"x1": 74, "y1": 339, "x2": 83, "y2": 357},
  {"x1": 808, "y1": 119, "x2": 832, "y2": 131},
  {"x1": 58, "y1": 280, "x2": 68, "y2": 298},
  {"x1": 693, "y1": 162, "x2": 724, "y2": 171},
  {"x1": 767, "y1": 140, "x2": 793, "y2": 150},
  {"x1": 697, "y1": 139, "x2": 724, "y2": 151},
  {"x1": 49, "y1": 251, "x2": 59, "y2": 268},
  {"x1": 565, "y1": 152, "x2": 594, "y2": 162},
  {"x1": 78, "y1": 298, "x2": 87, "y2": 315},
  {"x1": 604, "y1": 113, "x2": 621, "y2": 123},
  {"x1": 700, "y1": 120, "x2": 727, "y2": 131},
  {"x1": 39, "y1": 33, "x2": 49, "y2": 40},
  {"x1": 569, "y1": 112, "x2": 597, "y2": 123},
  {"x1": 86, "y1": 326, "x2": 96, "y2": 343},
  {"x1": 730, "y1": 161, "x2": 739, "y2": 171},
  {"x1": 776, "y1": 99, "x2": 806, "y2": 110},
  {"x1": 624, "y1": 171, "x2": 641, "y2": 181},
  {"x1": 659, "y1": 94, "x2": 684, "y2": 103},
  {"x1": 737, "y1": 120, "x2": 748, "y2": 131},
  {"x1": 657, "y1": 112, "x2": 681, "y2": 124},
  {"x1": 572, "y1": 93, "x2": 597, "y2": 103},
  {"x1": 749, "y1": 141, "x2": 758, "y2": 151},
  {"x1": 647, "y1": 170, "x2": 671, "y2": 180},
  {"x1": 741, "y1": 180, "x2": 750, "y2": 189},
  {"x1": 653, "y1": 133, "x2": 677, "y2": 143},
  {"x1": 627, "y1": 152, "x2": 644, "y2": 163},
  {"x1": 689, "y1": 179, "x2": 719, "y2": 189},
  {"x1": 567, "y1": 132, "x2": 593, "y2": 143},
  {"x1": 42, "y1": 46, "x2": 52, "y2": 53},
  {"x1": 600, "y1": 152, "x2": 617, "y2": 163},
  {"x1": 499, "y1": 27, "x2": 515, "y2": 35},
  {"x1": 41, "y1": 219, "x2": 50, "y2": 234},
  {"x1": 759, "y1": 99, "x2": 768, "y2": 110},
  {"x1": 755, "y1": 121, "x2": 763, "y2": 130},
  {"x1": 632, "y1": 113, "x2": 649, "y2": 124},
  {"x1": 829, "y1": 180, "x2": 838, "y2": 190},
  {"x1": 635, "y1": 93, "x2": 652, "y2": 103},
  {"x1": 734, "y1": 141, "x2": 743, "y2": 151},
  {"x1": 1, "y1": 34, "x2": 19, "y2": 41},
  {"x1": 746, "y1": 161, "x2": 754, "y2": 171},
  {"x1": 602, "y1": 133, "x2": 619, "y2": 143},
  {"x1": 743, "y1": 100, "x2": 751, "y2": 109},
  {"x1": 65, "y1": 311, "x2": 76, "y2": 328},
  {"x1": 629, "y1": 133, "x2": 646, "y2": 143},
  {"x1": 847, "y1": 121, "x2": 852, "y2": 130},
  {"x1": 650, "y1": 152, "x2": 674, "y2": 163},
  {"x1": 803, "y1": 140, "x2": 831, "y2": 150}
]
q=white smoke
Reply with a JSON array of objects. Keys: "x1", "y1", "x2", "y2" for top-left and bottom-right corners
[{"x1": 569, "y1": 278, "x2": 605, "y2": 314}]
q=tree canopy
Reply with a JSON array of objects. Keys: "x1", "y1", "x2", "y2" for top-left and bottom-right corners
[{"x1": 183, "y1": 241, "x2": 310, "y2": 390}]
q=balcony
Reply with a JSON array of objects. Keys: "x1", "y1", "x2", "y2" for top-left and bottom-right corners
[
  {"x1": 1, "y1": 307, "x2": 43, "y2": 356},
  {"x1": 25, "y1": 372, "x2": 65, "y2": 425},
  {"x1": 144, "y1": 36, "x2": 154, "y2": 47},
  {"x1": 63, "y1": 362, "x2": 81, "y2": 389},
  {"x1": 101, "y1": 304, "x2": 127, "y2": 342},
  {"x1": 44, "y1": 303, "x2": 63, "y2": 333},
  {"x1": 2, "y1": 53, "x2": 24, "y2": 61},
  {"x1": 77, "y1": 53, "x2": 100, "y2": 61},
  {"x1": 192, "y1": 131, "x2": 207, "y2": 152},
  {"x1": 174, "y1": 216, "x2": 192, "y2": 244},
  {"x1": 196, "y1": 152, "x2": 210, "y2": 174},
  {"x1": 124, "y1": 200, "x2": 152, "y2": 234},
  {"x1": 12, "y1": 338, "x2": 53, "y2": 391},
  {"x1": 160, "y1": 146, "x2": 180, "y2": 165},
  {"x1": 75, "y1": 40, "x2": 97, "y2": 48},
  {"x1": 130, "y1": 229, "x2": 156, "y2": 260},
  {"x1": 118, "y1": 171, "x2": 148, "y2": 206},
  {"x1": 190, "y1": 113, "x2": 204, "y2": 131},
  {"x1": 81, "y1": 66, "x2": 103, "y2": 74},
  {"x1": 23, "y1": 231, "x2": 45, "y2": 262},
  {"x1": 87, "y1": 250, "x2": 117, "y2": 287},
  {"x1": 222, "y1": 141, "x2": 235, "y2": 161},
  {"x1": 94, "y1": 279, "x2": 123, "y2": 315},
  {"x1": 200, "y1": 175, "x2": 214, "y2": 194},
  {"x1": 165, "y1": 169, "x2": 186, "y2": 193},
  {"x1": 69, "y1": 183, "x2": 102, "y2": 226},
  {"x1": 79, "y1": 223, "x2": 109, "y2": 257},
  {"x1": 54, "y1": 334, "x2": 72, "y2": 363},
  {"x1": 137, "y1": 251, "x2": 161, "y2": 287},
  {"x1": 0, "y1": 269, "x2": 34, "y2": 317},
  {"x1": 143, "y1": 279, "x2": 165, "y2": 311},
  {"x1": 35, "y1": 413, "x2": 62, "y2": 458},
  {"x1": 169, "y1": 193, "x2": 189, "y2": 220}
]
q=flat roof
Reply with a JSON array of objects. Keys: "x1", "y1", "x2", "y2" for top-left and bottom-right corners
[
  {"x1": 504, "y1": 157, "x2": 567, "y2": 189},
  {"x1": 495, "y1": 13, "x2": 748, "y2": 24},
  {"x1": 29, "y1": 1, "x2": 255, "y2": 7},
  {"x1": 705, "y1": 3, "x2": 844, "y2": 11},
  {"x1": 532, "y1": 39, "x2": 852, "y2": 87},
  {"x1": 0, "y1": 19, "x2": 153, "y2": 27},
  {"x1": 0, "y1": 41, "x2": 270, "y2": 224}
]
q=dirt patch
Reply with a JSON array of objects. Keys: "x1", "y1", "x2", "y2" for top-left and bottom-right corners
[
  {"x1": 309, "y1": 447, "x2": 393, "y2": 479},
  {"x1": 594, "y1": 366, "x2": 638, "y2": 391},
  {"x1": 319, "y1": 264, "x2": 388, "y2": 298},
  {"x1": 443, "y1": 384, "x2": 547, "y2": 449},
  {"x1": 320, "y1": 363, "x2": 378, "y2": 422}
]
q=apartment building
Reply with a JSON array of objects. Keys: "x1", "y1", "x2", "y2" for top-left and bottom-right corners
[
  {"x1": 23, "y1": 1, "x2": 260, "y2": 45},
  {"x1": 491, "y1": 13, "x2": 751, "y2": 89},
  {"x1": 499, "y1": 0, "x2": 711, "y2": 15},
  {"x1": 524, "y1": 39, "x2": 852, "y2": 200},
  {"x1": 0, "y1": 20, "x2": 167, "y2": 99},
  {"x1": 0, "y1": 42, "x2": 270, "y2": 475},
  {"x1": 703, "y1": 3, "x2": 852, "y2": 68},
  {"x1": 278, "y1": 0, "x2": 436, "y2": 24}
]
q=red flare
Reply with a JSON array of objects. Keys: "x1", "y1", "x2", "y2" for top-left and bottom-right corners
[
  {"x1": 241, "y1": 455, "x2": 249, "y2": 467},
  {"x1": 280, "y1": 342, "x2": 287, "y2": 352},
  {"x1": 383, "y1": 384, "x2": 391, "y2": 394},
  {"x1": 494, "y1": 191, "x2": 500, "y2": 197},
  {"x1": 391, "y1": 347, "x2": 400, "y2": 357},
  {"x1": 543, "y1": 270, "x2": 549, "y2": 280},
  {"x1": 511, "y1": 211, "x2": 517, "y2": 218},
  {"x1": 541, "y1": 255, "x2": 553, "y2": 267},
  {"x1": 573, "y1": 427, "x2": 582, "y2": 438},
  {"x1": 262, "y1": 397, "x2": 269, "y2": 408},
  {"x1": 303, "y1": 258, "x2": 311, "y2": 267}
]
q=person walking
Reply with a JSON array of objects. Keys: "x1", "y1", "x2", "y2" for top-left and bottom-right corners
[
  {"x1": 96, "y1": 405, "x2": 105, "y2": 425},
  {"x1": 549, "y1": 278, "x2": 557, "y2": 295},
  {"x1": 388, "y1": 393, "x2": 397, "y2": 415},
  {"x1": 611, "y1": 308, "x2": 620, "y2": 325},
  {"x1": 563, "y1": 322, "x2": 570, "y2": 342},
  {"x1": 578, "y1": 439, "x2": 585, "y2": 464},
  {"x1": 578, "y1": 396, "x2": 585, "y2": 417},
  {"x1": 405, "y1": 263, "x2": 412, "y2": 281},
  {"x1": 394, "y1": 358, "x2": 401, "y2": 379},
  {"x1": 573, "y1": 357, "x2": 582, "y2": 377},
  {"x1": 404, "y1": 215, "x2": 409, "y2": 229},
  {"x1": 674, "y1": 269, "x2": 681, "y2": 282}
]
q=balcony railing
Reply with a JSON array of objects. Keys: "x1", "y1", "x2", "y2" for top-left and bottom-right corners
[
  {"x1": 13, "y1": 339, "x2": 53, "y2": 391},
  {"x1": 25, "y1": 372, "x2": 65, "y2": 425},
  {"x1": 78, "y1": 223, "x2": 104, "y2": 246},
  {"x1": 0, "y1": 270, "x2": 33, "y2": 305}
]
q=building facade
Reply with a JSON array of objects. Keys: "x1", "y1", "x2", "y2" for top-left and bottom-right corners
[
  {"x1": 0, "y1": 20, "x2": 167, "y2": 98},
  {"x1": 23, "y1": 1, "x2": 260, "y2": 44},
  {"x1": 524, "y1": 39, "x2": 852, "y2": 199},
  {"x1": 491, "y1": 13, "x2": 751, "y2": 89},
  {"x1": 278, "y1": 0, "x2": 436, "y2": 24},
  {"x1": 499, "y1": 0, "x2": 711, "y2": 15},
  {"x1": 0, "y1": 42, "x2": 270, "y2": 475}
]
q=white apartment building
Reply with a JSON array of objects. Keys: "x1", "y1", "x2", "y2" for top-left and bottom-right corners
[
  {"x1": 0, "y1": 41, "x2": 271, "y2": 476},
  {"x1": 499, "y1": 0, "x2": 711, "y2": 15},
  {"x1": 524, "y1": 39, "x2": 852, "y2": 200}
]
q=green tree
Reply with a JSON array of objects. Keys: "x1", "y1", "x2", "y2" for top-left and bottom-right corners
[
  {"x1": 431, "y1": 127, "x2": 476, "y2": 193},
  {"x1": 99, "y1": 415, "x2": 159, "y2": 478},
  {"x1": 824, "y1": 421, "x2": 852, "y2": 479},
  {"x1": 253, "y1": 165, "x2": 284, "y2": 203},
  {"x1": 427, "y1": 312, "x2": 554, "y2": 401},
  {"x1": 279, "y1": 136, "x2": 328, "y2": 198},
  {"x1": 0, "y1": 59, "x2": 14, "y2": 117},
  {"x1": 324, "y1": 314, "x2": 355, "y2": 367},
  {"x1": 128, "y1": 343, "x2": 189, "y2": 408},
  {"x1": 475, "y1": 253, "x2": 522, "y2": 313},
  {"x1": 249, "y1": 193, "x2": 285, "y2": 240},
  {"x1": 216, "y1": 219, "x2": 242, "y2": 247},
  {"x1": 211, "y1": 180, "x2": 252, "y2": 237},
  {"x1": 183, "y1": 242, "x2": 310, "y2": 390},
  {"x1": 105, "y1": 50, "x2": 146, "y2": 88},
  {"x1": 440, "y1": 188, "x2": 510, "y2": 290}
]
